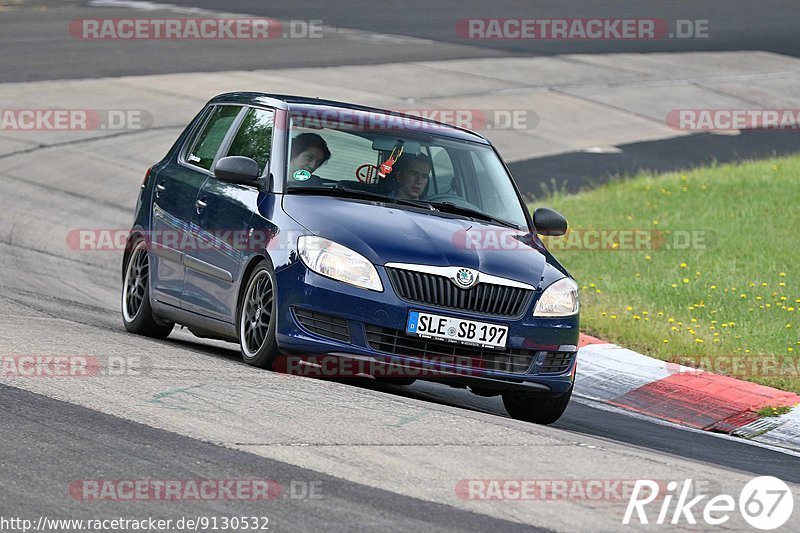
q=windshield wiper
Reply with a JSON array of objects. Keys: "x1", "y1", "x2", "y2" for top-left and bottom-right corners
[
  {"x1": 429, "y1": 201, "x2": 520, "y2": 229},
  {"x1": 288, "y1": 184, "x2": 435, "y2": 210}
]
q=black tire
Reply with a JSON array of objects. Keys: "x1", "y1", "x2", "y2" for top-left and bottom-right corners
[
  {"x1": 502, "y1": 388, "x2": 572, "y2": 425},
  {"x1": 121, "y1": 239, "x2": 174, "y2": 339},
  {"x1": 238, "y1": 260, "x2": 280, "y2": 369}
]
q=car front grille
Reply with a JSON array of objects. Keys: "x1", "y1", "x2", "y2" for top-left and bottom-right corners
[
  {"x1": 364, "y1": 324, "x2": 538, "y2": 374},
  {"x1": 385, "y1": 268, "x2": 533, "y2": 317},
  {"x1": 539, "y1": 351, "x2": 575, "y2": 374},
  {"x1": 293, "y1": 308, "x2": 351, "y2": 343}
]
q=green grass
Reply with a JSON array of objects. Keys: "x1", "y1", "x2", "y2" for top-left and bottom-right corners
[{"x1": 534, "y1": 156, "x2": 800, "y2": 393}]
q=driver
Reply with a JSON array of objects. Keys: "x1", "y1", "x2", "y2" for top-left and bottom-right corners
[
  {"x1": 288, "y1": 133, "x2": 331, "y2": 185},
  {"x1": 393, "y1": 153, "x2": 432, "y2": 200}
]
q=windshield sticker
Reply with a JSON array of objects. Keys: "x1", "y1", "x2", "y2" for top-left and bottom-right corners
[
  {"x1": 378, "y1": 145, "x2": 404, "y2": 178},
  {"x1": 293, "y1": 169, "x2": 312, "y2": 181},
  {"x1": 356, "y1": 164, "x2": 379, "y2": 183}
]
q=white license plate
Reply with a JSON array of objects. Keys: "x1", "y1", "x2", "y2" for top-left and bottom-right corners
[{"x1": 405, "y1": 311, "x2": 508, "y2": 349}]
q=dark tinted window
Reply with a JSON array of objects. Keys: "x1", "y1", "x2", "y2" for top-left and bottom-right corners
[
  {"x1": 186, "y1": 105, "x2": 241, "y2": 171},
  {"x1": 226, "y1": 107, "x2": 274, "y2": 175}
]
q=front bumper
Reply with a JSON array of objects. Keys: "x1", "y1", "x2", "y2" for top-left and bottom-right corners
[{"x1": 274, "y1": 260, "x2": 579, "y2": 395}]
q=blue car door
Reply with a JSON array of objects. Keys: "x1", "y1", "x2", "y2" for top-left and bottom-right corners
[
  {"x1": 149, "y1": 104, "x2": 242, "y2": 308},
  {"x1": 182, "y1": 106, "x2": 276, "y2": 323}
]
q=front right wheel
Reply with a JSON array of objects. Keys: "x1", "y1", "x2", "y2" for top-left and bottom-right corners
[
  {"x1": 238, "y1": 260, "x2": 280, "y2": 369},
  {"x1": 502, "y1": 388, "x2": 572, "y2": 425}
]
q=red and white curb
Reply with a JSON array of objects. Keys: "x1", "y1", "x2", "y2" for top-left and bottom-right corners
[{"x1": 576, "y1": 334, "x2": 800, "y2": 452}]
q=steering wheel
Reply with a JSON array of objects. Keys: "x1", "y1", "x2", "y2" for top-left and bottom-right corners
[{"x1": 425, "y1": 193, "x2": 482, "y2": 211}]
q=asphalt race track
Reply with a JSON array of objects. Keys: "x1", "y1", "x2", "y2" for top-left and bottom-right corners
[{"x1": 1, "y1": 1, "x2": 799, "y2": 531}]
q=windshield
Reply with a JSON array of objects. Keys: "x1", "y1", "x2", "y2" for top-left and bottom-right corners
[{"x1": 285, "y1": 109, "x2": 529, "y2": 229}]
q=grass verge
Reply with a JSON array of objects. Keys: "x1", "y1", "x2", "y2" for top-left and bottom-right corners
[{"x1": 535, "y1": 156, "x2": 800, "y2": 393}]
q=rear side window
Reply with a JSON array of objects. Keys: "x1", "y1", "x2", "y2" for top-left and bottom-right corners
[
  {"x1": 186, "y1": 105, "x2": 241, "y2": 171},
  {"x1": 225, "y1": 107, "x2": 275, "y2": 175}
]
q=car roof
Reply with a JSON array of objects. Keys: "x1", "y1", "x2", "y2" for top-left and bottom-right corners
[{"x1": 208, "y1": 92, "x2": 491, "y2": 144}]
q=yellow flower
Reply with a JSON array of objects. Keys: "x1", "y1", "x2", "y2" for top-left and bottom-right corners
[
  {"x1": 670, "y1": 326, "x2": 678, "y2": 331},
  {"x1": 668, "y1": 318, "x2": 675, "y2": 323},
  {"x1": 762, "y1": 282, "x2": 768, "y2": 287},
  {"x1": 626, "y1": 306, "x2": 633, "y2": 311},
  {"x1": 788, "y1": 307, "x2": 796, "y2": 312},
  {"x1": 710, "y1": 285, "x2": 717, "y2": 290},
  {"x1": 645, "y1": 255, "x2": 652, "y2": 261},
  {"x1": 681, "y1": 175, "x2": 688, "y2": 181},
  {"x1": 691, "y1": 318, "x2": 698, "y2": 323},
  {"x1": 680, "y1": 262, "x2": 687, "y2": 268},
  {"x1": 682, "y1": 278, "x2": 689, "y2": 283},
  {"x1": 633, "y1": 315, "x2": 641, "y2": 320},
  {"x1": 740, "y1": 294, "x2": 747, "y2": 299},
  {"x1": 695, "y1": 338, "x2": 704, "y2": 343},
  {"x1": 652, "y1": 220, "x2": 659, "y2": 226},
  {"x1": 611, "y1": 315, "x2": 617, "y2": 319},
  {"x1": 663, "y1": 339, "x2": 669, "y2": 344},
  {"x1": 671, "y1": 283, "x2": 678, "y2": 288},
  {"x1": 626, "y1": 215, "x2": 632, "y2": 221},
  {"x1": 780, "y1": 282, "x2": 787, "y2": 287},
  {"x1": 780, "y1": 272, "x2": 786, "y2": 277}
]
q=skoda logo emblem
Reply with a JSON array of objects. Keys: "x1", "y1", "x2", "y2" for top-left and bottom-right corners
[{"x1": 454, "y1": 268, "x2": 477, "y2": 289}]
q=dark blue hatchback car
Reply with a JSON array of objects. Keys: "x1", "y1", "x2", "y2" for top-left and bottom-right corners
[{"x1": 122, "y1": 93, "x2": 580, "y2": 424}]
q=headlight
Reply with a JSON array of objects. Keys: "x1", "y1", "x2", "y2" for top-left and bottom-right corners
[
  {"x1": 297, "y1": 236, "x2": 383, "y2": 292},
  {"x1": 533, "y1": 277, "x2": 579, "y2": 317}
]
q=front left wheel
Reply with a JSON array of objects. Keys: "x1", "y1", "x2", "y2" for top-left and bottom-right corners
[
  {"x1": 502, "y1": 388, "x2": 572, "y2": 425},
  {"x1": 238, "y1": 260, "x2": 280, "y2": 369},
  {"x1": 121, "y1": 239, "x2": 173, "y2": 338}
]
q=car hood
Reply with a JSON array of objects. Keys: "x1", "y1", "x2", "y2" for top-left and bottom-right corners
[{"x1": 283, "y1": 195, "x2": 564, "y2": 288}]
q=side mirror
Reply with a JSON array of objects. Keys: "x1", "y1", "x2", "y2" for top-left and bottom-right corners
[
  {"x1": 214, "y1": 156, "x2": 261, "y2": 185},
  {"x1": 533, "y1": 207, "x2": 568, "y2": 236}
]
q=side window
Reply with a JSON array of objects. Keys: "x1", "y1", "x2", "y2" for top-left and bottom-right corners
[
  {"x1": 186, "y1": 105, "x2": 241, "y2": 171},
  {"x1": 226, "y1": 107, "x2": 275, "y2": 175}
]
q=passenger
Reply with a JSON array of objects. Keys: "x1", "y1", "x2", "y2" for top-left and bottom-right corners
[
  {"x1": 393, "y1": 153, "x2": 432, "y2": 200},
  {"x1": 288, "y1": 133, "x2": 331, "y2": 185}
]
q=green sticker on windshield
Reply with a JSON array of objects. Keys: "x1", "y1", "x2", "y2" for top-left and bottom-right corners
[{"x1": 293, "y1": 169, "x2": 312, "y2": 181}]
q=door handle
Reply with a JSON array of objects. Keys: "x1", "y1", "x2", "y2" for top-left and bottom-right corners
[
  {"x1": 196, "y1": 197, "x2": 207, "y2": 214},
  {"x1": 155, "y1": 182, "x2": 166, "y2": 198}
]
